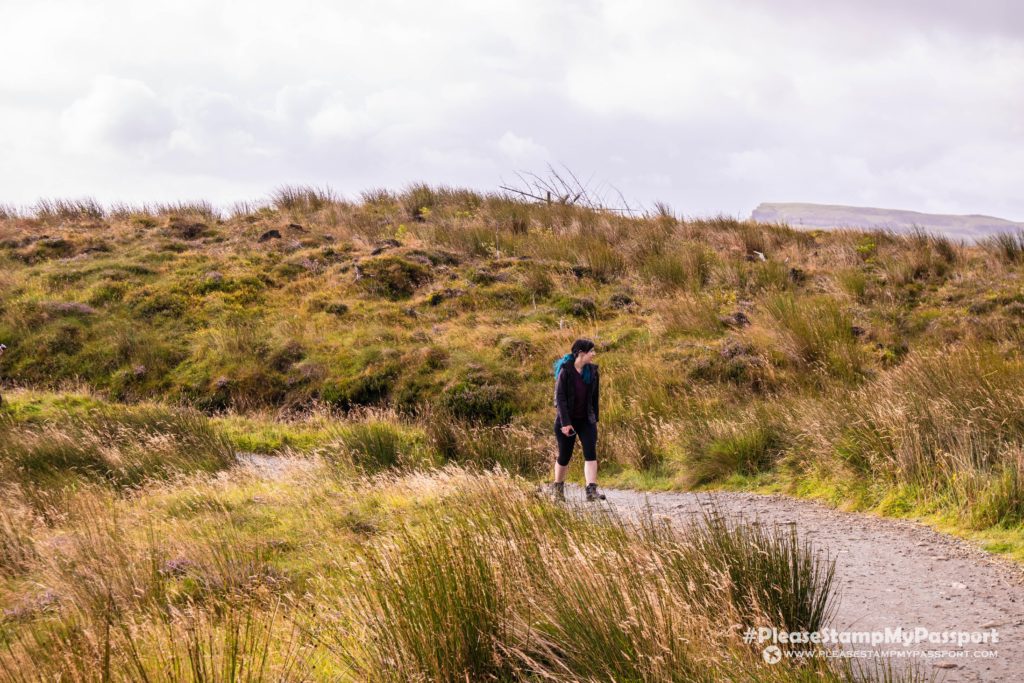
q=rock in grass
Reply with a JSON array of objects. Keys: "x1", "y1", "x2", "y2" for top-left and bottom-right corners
[
  {"x1": 720, "y1": 313, "x2": 753, "y2": 327},
  {"x1": 171, "y1": 223, "x2": 207, "y2": 240},
  {"x1": 259, "y1": 229, "x2": 282, "y2": 242},
  {"x1": 609, "y1": 292, "x2": 635, "y2": 309}
]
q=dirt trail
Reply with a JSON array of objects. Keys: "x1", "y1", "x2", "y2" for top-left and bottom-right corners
[
  {"x1": 584, "y1": 485, "x2": 1024, "y2": 683},
  {"x1": 237, "y1": 455, "x2": 1024, "y2": 682}
]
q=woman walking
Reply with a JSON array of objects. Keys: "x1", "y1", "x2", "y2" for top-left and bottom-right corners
[{"x1": 551, "y1": 338, "x2": 605, "y2": 502}]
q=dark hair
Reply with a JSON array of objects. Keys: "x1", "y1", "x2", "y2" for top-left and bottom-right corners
[{"x1": 570, "y1": 338, "x2": 595, "y2": 357}]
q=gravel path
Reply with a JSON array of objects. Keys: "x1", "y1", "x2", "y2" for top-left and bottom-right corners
[
  {"x1": 237, "y1": 455, "x2": 1024, "y2": 681},
  {"x1": 579, "y1": 485, "x2": 1024, "y2": 683}
]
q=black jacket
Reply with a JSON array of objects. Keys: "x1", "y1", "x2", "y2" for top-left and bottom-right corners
[{"x1": 554, "y1": 363, "x2": 600, "y2": 425}]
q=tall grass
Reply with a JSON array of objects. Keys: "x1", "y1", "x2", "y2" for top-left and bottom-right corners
[
  {"x1": 153, "y1": 200, "x2": 220, "y2": 221},
  {"x1": 836, "y1": 267, "x2": 870, "y2": 302},
  {"x1": 800, "y1": 348, "x2": 1024, "y2": 526},
  {"x1": 107, "y1": 200, "x2": 220, "y2": 222},
  {"x1": 336, "y1": 505, "x2": 515, "y2": 681},
  {"x1": 762, "y1": 293, "x2": 867, "y2": 382},
  {"x1": 327, "y1": 471, "x2": 852, "y2": 682},
  {"x1": 683, "y1": 406, "x2": 789, "y2": 486},
  {"x1": 0, "y1": 491, "x2": 38, "y2": 577},
  {"x1": 134, "y1": 602, "x2": 310, "y2": 683},
  {"x1": 33, "y1": 198, "x2": 105, "y2": 222},
  {"x1": 271, "y1": 185, "x2": 339, "y2": 214},
  {"x1": 0, "y1": 405, "x2": 235, "y2": 490},
  {"x1": 0, "y1": 601, "x2": 311, "y2": 682},
  {"x1": 660, "y1": 293, "x2": 726, "y2": 338},
  {"x1": 641, "y1": 242, "x2": 715, "y2": 290},
  {"x1": 428, "y1": 221, "x2": 497, "y2": 257},
  {"x1": 661, "y1": 507, "x2": 836, "y2": 633},
  {"x1": 319, "y1": 419, "x2": 433, "y2": 472},
  {"x1": 426, "y1": 412, "x2": 547, "y2": 476},
  {"x1": 981, "y1": 230, "x2": 1024, "y2": 265},
  {"x1": 575, "y1": 234, "x2": 625, "y2": 282},
  {"x1": 605, "y1": 410, "x2": 668, "y2": 470},
  {"x1": 0, "y1": 459, "x2": 922, "y2": 682},
  {"x1": 400, "y1": 182, "x2": 437, "y2": 220}
]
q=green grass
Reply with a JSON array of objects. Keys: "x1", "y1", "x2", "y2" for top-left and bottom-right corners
[
  {"x1": 211, "y1": 412, "x2": 340, "y2": 453},
  {"x1": 762, "y1": 292, "x2": 867, "y2": 382}
]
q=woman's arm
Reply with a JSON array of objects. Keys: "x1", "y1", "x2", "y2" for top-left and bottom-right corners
[{"x1": 554, "y1": 368, "x2": 572, "y2": 426}]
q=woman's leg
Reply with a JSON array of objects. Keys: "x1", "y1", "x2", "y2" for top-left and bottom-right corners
[
  {"x1": 578, "y1": 422, "x2": 598, "y2": 485},
  {"x1": 553, "y1": 418, "x2": 575, "y2": 483}
]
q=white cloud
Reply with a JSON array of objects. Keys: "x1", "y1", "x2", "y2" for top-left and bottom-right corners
[
  {"x1": 307, "y1": 98, "x2": 373, "y2": 142},
  {"x1": 59, "y1": 76, "x2": 174, "y2": 156},
  {"x1": 0, "y1": 0, "x2": 1021, "y2": 219},
  {"x1": 497, "y1": 132, "x2": 549, "y2": 162}
]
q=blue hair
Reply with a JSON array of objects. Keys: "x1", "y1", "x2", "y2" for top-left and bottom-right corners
[{"x1": 553, "y1": 352, "x2": 593, "y2": 384}]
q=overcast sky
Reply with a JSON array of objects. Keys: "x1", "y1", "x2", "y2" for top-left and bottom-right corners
[{"x1": 1, "y1": 0, "x2": 1022, "y2": 219}]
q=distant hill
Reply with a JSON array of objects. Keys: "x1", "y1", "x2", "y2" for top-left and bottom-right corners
[{"x1": 751, "y1": 202, "x2": 1024, "y2": 241}]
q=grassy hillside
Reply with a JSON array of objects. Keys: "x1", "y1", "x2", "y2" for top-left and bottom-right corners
[
  {"x1": 4, "y1": 185, "x2": 1012, "y2": 679},
  {"x1": 5, "y1": 186, "x2": 1024, "y2": 526}
]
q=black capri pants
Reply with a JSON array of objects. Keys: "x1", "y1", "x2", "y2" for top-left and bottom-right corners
[{"x1": 554, "y1": 417, "x2": 598, "y2": 466}]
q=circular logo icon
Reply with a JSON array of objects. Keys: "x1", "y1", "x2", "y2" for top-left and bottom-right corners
[{"x1": 762, "y1": 645, "x2": 783, "y2": 665}]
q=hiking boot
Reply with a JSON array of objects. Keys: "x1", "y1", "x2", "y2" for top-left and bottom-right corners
[
  {"x1": 585, "y1": 483, "x2": 606, "y2": 502},
  {"x1": 551, "y1": 481, "x2": 566, "y2": 502}
]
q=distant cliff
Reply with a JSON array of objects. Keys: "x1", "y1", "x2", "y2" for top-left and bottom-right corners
[{"x1": 751, "y1": 202, "x2": 1024, "y2": 241}]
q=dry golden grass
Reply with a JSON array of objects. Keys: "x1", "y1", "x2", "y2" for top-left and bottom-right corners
[{"x1": 0, "y1": 458, "x2": 911, "y2": 682}]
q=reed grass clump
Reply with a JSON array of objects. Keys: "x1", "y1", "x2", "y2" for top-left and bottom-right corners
[
  {"x1": 801, "y1": 348, "x2": 1024, "y2": 526},
  {"x1": 425, "y1": 412, "x2": 546, "y2": 476},
  {"x1": 0, "y1": 600, "x2": 312, "y2": 682},
  {"x1": 271, "y1": 185, "x2": 339, "y2": 214},
  {"x1": 762, "y1": 293, "x2": 867, "y2": 382},
  {"x1": 319, "y1": 419, "x2": 433, "y2": 473},
  {"x1": 33, "y1": 198, "x2": 105, "y2": 222},
  {"x1": 981, "y1": 230, "x2": 1024, "y2": 265},
  {"x1": 641, "y1": 242, "x2": 715, "y2": 291},
  {"x1": 329, "y1": 471, "x2": 849, "y2": 682},
  {"x1": 0, "y1": 405, "x2": 235, "y2": 490},
  {"x1": 660, "y1": 293, "x2": 726, "y2": 338}
]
